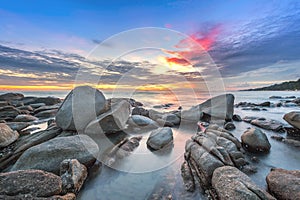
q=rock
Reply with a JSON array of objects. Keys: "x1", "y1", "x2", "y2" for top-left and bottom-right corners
[
  {"x1": 242, "y1": 116, "x2": 259, "y2": 123},
  {"x1": 266, "y1": 168, "x2": 300, "y2": 200},
  {"x1": 148, "y1": 109, "x2": 164, "y2": 121},
  {"x1": 286, "y1": 96, "x2": 296, "y2": 99},
  {"x1": 6, "y1": 122, "x2": 31, "y2": 132},
  {"x1": 284, "y1": 102, "x2": 298, "y2": 107},
  {"x1": 56, "y1": 86, "x2": 106, "y2": 131},
  {"x1": 0, "y1": 93, "x2": 24, "y2": 101},
  {"x1": 181, "y1": 161, "x2": 195, "y2": 192},
  {"x1": 241, "y1": 128, "x2": 271, "y2": 153},
  {"x1": 293, "y1": 97, "x2": 300, "y2": 104},
  {"x1": 269, "y1": 96, "x2": 282, "y2": 99},
  {"x1": 0, "y1": 126, "x2": 62, "y2": 171},
  {"x1": 147, "y1": 127, "x2": 173, "y2": 150},
  {"x1": 182, "y1": 94, "x2": 234, "y2": 122},
  {"x1": 13, "y1": 114, "x2": 38, "y2": 122},
  {"x1": 17, "y1": 105, "x2": 33, "y2": 112},
  {"x1": 252, "y1": 107, "x2": 261, "y2": 111},
  {"x1": 0, "y1": 169, "x2": 62, "y2": 197},
  {"x1": 162, "y1": 113, "x2": 180, "y2": 125},
  {"x1": 0, "y1": 106, "x2": 21, "y2": 120},
  {"x1": 224, "y1": 122, "x2": 236, "y2": 130},
  {"x1": 11, "y1": 135, "x2": 99, "y2": 174},
  {"x1": 251, "y1": 118, "x2": 284, "y2": 132},
  {"x1": 212, "y1": 166, "x2": 275, "y2": 200},
  {"x1": 0, "y1": 101, "x2": 9, "y2": 107},
  {"x1": 285, "y1": 127, "x2": 300, "y2": 137},
  {"x1": 131, "y1": 106, "x2": 149, "y2": 117},
  {"x1": 283, "y1": 111, "x2": 300, "y2": 129},
  {"x1": 259, "y1": 101, "x2": 271, "y2": 107},
  {"x1": 156, "y1": 118, "x2": 174, "y2": 127},
  {"x1": 0, "y1": 193, "x2": 76, "y2": 200},
  {"x1": 0, "y1": 123, "x2": 19, "y2": 148},
  {"x1": 35, "y1": 109, "x2": 57, "y2": 119},
  {"x1": 85, "y1": 100, "x2": 130, "y2": 135},
  {"x1": 30, "y1": 103, "x2": 46, "y2": 109},
  {"x1": 34, "y1": 105, "x2": 60, "y2": 114},
  {"x1": 271, "y1": 135, "x2": 300, "y2": 147},
  {"x1": 60, "y1": 159, "x2": 87, "y2": 194},
  {"x1": 127, "y1": 115, "x2": 159, "y2": 127},
  {"x1": 23, "y1": 97, "x2": 62, "y2": 106},
  {"x1": 103, "y1": 136, "x2": 142, "y2": 166},
  {"x1": 232, "y1": 114, "x2": 242, "y2": 121}
]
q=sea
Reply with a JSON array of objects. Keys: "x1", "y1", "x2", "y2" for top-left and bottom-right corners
[{"x1": 1, "y1": 90, "x2": 300, "y2": 199}]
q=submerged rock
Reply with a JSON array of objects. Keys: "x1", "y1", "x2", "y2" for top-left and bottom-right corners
[
  {"x1": 212, "y1": 166, "x2": 275, "y2": 200},
  {"x1": 11, "y1": 135, "x2": 99, "y2": 174},
  {"x1": 0, "y1": 123, "x2": 19, "y2": 148},
  {"x1": 56, "y1": 86, "x2": 106, "y2": 131},
  {"x1": 283, "y1": 111, "x2": 300, "y2": 130},
  {"x1": 85, "y1": 100, "x2": 131, "y2": 135},
  {"x1": 241, "y1": 128, "x2": 271, "y2": 153},
  {"x1": 103, "y1": 136, "x2": 142, "y2": 166},
  {"x1": 147, "y1": 127, "x2": 173, "y2": 150},
  {"x1": 266, "y1": 168, "x2": 300, "y2": 200},
  {"x1": 0, "y1": 169, "x2": 62, "y2": 197},
  {"x1": 60, "y1": 159, "x2": 87, "y2": 194}
]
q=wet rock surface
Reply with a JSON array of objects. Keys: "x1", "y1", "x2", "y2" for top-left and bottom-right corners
[
  {"x1": 241, "y1": 128, "x2": 271, "y2": 153},
  {"x1": 147, "y1": 127, "x2": 173, "y2": 150},
  {"x1": 266, "y1": 168, "x2": 300, "y2": 200},
  {"x1": 212, "y1": 166, "x2": 275, "y2": 200}
]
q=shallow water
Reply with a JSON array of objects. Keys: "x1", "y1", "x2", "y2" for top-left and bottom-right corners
[
  {"x1": 2, "y1": 89, "x2": 299, "y2": 199},
  {"x1": 77, "y1": 91, "x2": 300, "y2": 200}
]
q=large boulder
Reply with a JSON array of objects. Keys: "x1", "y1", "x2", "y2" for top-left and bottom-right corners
[
  {"x1": 0, "y1": 169, "x2": 62, "y2": 197},
  {"x1": 266, "y1": 168, "x2": 300, "y2": 200},
  {"x1": 212, "y1": 166, "x2": 275, "y2": 200},
  {"x1": 0, "y1": 123, "x2": 19, "y2": 148},
  {"x1": 241, "y1": 128, "x2": 271, "y2": 153},
  {"x1": 11, "y1": 135, "x2": 99, "y2": 174},
  {"x1": 182, "y1": 94, "x2": 234, "y2": 122},
  {"x1": 85, "y1": 100, "x2": 130, "y2": 135},
  {"x1": 56, "y1": 86, "x2": 106, "y2": 131},
  {"x1": 146, "y1": 127, "x2": 173, "y2": 150},
  {"x1": 0, "y1": 93, "x2": 24, "y2": 101},
  {"x1": 283, "y1": 111, "x2": 300, "y2": 130},
  {"x1": 60, "y1": 159, "x2": 87, "y2": 194}
]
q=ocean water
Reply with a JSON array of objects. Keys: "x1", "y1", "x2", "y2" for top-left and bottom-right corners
[{"x1": 1, "y1": 90, "x2": 300, "y2": 199}]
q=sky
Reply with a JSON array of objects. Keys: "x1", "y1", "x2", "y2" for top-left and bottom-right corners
[{"x1": 0, "y1": 0, "x2": 300, "y2": 91}]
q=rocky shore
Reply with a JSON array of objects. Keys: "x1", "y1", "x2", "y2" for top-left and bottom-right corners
[{"x1": 0, "y1": 87, "x2": 299, "y2": 200}]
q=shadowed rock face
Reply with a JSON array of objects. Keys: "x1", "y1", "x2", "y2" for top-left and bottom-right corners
[
  {"x1": 56, "y1": 86, "x2": 106, "y2": 131},
  {"x1": 266, "y1": 168, "x2": 300, "y2": 200},
  {"x1": 212, "y1": 166, "x2": 275, "y2": 200},
  {"x1": 0, "y1": 169, "x2": 62, "y2": 197},
  {"x1": 11, "y1": 135, "x2": 99, "y2": 175}
]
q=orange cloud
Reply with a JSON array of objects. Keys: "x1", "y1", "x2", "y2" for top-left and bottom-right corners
[{"x1": 165, "y1": 57, "x2": 190, "y2": 66}]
